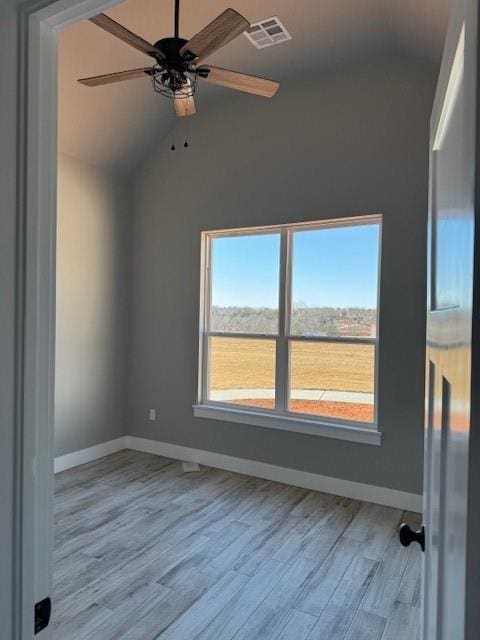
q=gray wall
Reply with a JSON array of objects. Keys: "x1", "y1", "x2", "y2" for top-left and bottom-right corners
[
  {"x1": 127, "y1": 55, "x2": 436, "y2": 495},
  {"x1": 55, "y1": 154, "x2": 130, "y2": 457}
]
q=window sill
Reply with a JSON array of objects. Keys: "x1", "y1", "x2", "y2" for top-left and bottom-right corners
[{"x1": 193, "y1": 404, "x2": 382, "y2": 446}]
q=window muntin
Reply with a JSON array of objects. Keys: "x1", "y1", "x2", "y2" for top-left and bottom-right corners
[{"x1": 200, "y1": 216, "x2": 381, "y2": 428}]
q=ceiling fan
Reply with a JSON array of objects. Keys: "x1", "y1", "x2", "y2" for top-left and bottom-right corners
[{"x1": 78, "y1": 0, "x2": 280, "y2": 117}]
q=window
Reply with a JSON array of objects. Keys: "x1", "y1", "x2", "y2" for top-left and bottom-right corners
[{"x1": 195, "y1": 215, "x2": 382, "y2": 444}]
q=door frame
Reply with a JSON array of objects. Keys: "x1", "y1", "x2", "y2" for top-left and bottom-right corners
[
  {"x1": 13, "y1": 0, "x2": 474, "y2": 638},
  {"x1": 14, "y1": 0, "x2": 123, "y2": 636}
]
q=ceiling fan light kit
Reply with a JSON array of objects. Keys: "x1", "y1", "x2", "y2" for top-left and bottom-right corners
[{"x1": 78, "y1": 0, "x2": 281, "y2": 148}]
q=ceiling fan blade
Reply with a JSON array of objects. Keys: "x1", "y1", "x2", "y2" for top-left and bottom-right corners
[
  {"x1": 180, "y1": 8, "x2": 249, "y2": 62},
  {"x1": 197, "y1": 66, "x2": 280, "y2": 98},
  {"x1": 174, "y1": 93, "x2": 196, "y2": 117},
  {"x1": 78, "y1": 68, "x2": 152, "y2": 86},
  {"x1": 89, "y1": 13, "x2": 161, "y2": 57}
]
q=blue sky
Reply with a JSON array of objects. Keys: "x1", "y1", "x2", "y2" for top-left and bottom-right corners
[{"x1": 211, "y1": 224, "x2": 380, "y2": 309}]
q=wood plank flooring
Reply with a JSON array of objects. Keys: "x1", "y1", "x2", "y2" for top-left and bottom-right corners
[{"x1": 54, "y1": 450, "x2": 421, "y2": 640}]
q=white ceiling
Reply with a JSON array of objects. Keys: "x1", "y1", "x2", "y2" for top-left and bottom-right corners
[{"x1": 58, "y1": 0, "x2": 452, "y2": 173}]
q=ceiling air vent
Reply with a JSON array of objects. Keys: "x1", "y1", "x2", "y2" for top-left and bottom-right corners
[{"x1": 244, "y1": 16, "x2": 292, "y2": 49}]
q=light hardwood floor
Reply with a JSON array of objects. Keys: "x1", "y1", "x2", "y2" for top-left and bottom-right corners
[{"x1": 54, "y1": 450, "x2": 421, "y2": 640}]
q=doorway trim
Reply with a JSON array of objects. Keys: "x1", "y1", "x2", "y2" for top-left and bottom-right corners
[{"x1": 15, "y1": 0, "x2": 123, "y2": 636}]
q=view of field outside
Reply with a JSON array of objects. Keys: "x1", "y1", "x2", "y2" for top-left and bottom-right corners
[
  {"x1": 207, "y1": 337, "x2": 375, "y2": 422},
  {"x1": 207, "y1": 223, "x2": 380, "y2": 424}
]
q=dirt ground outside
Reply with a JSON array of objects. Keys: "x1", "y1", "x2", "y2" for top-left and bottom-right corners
[{"x1": 230, "y1": 397, "x2": 374, "y2": 422}]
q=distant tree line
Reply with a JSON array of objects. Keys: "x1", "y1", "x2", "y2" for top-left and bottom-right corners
[{"x1": 211, "y1": 306, "x2": 376, "y2": 337}]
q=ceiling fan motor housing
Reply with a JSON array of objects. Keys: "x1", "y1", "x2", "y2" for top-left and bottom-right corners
[
  {"x1": 151, "y1": 37, "x2": 197, "y2": 96},
  {"x1": 153, "y1": 37, "x2": 188, "y2": 66}
]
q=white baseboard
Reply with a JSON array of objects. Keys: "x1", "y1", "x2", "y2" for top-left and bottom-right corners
[
  {"x1": 54, "y1": 436, "x2": 128, "y2": 473},
  {"x1": 125, "y1": 436, "x2": 422, "y2": 512},
  {"x1": 54, "y1": 435, "x2": 422, "y2": 511}
]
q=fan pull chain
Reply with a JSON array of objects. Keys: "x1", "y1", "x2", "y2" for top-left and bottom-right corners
[
  {"x1": 184, "y1": 114, "x2": 189, "y2": 148},
  {"x1": 170, "y1": 107, "x2": 176, "y2": 151}
]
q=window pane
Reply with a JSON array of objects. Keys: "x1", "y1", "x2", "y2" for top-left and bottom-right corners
[
  {"x1": 210, "y1": 233, "x2": 280, "y2": 334},
  {"x1": 289, "y1": 341, "x2": 375, "y2": 423},
  {"x1": 290, "y1": 224, "x2": 380, "y2": 338},
  {"x1": 208, "y1": 337, "x2": 275, "y2": 409}
]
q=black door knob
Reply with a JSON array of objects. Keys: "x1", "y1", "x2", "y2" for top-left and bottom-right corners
[{"x1": 399, "y1": 523, "x2": 425, "y2": 552}]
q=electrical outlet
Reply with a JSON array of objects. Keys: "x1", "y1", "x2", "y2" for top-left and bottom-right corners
[{"x1": 148, "y1": 409, "x2": 156, "y2": 421}]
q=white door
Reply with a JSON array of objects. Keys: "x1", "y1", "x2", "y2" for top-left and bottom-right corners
[{"x1": 421, "y1": 0, "x2": 480, "y2": 638}]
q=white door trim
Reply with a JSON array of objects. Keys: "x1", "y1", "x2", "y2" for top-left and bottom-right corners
[{"x1": 15, "y1": 0, "x2": 125, "y2": 636}]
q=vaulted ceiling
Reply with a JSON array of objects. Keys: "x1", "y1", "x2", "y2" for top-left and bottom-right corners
[{"x1": 58, "y1": 0, "x2": 452, "y2": 173}]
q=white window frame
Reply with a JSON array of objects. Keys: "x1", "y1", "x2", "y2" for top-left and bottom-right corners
[{"x1": 194, "y1": 214, "x2": 382, "y2": 446}]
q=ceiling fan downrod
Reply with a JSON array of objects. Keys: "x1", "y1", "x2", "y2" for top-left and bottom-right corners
[{"x1": 174, "y1": 0, "x2": 180, "y2": 39}]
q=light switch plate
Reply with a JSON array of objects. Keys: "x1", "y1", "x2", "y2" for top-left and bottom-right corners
[{"x1": 148, "y1": 409, "x2": 156, "y2": 421}]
